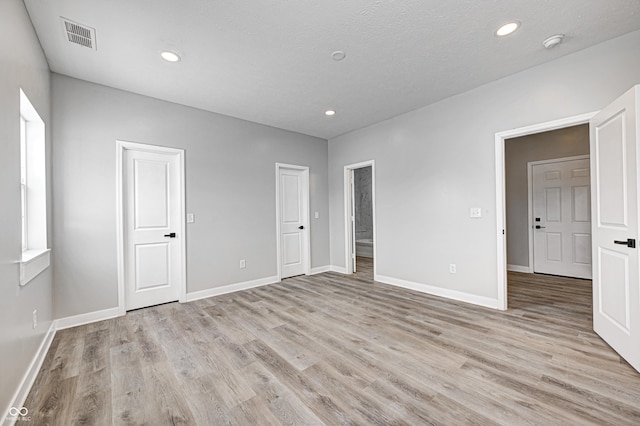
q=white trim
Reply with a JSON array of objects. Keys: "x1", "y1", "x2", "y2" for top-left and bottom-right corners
[
  {"x1": 330, "y1": 265, "x2": 348, "y2": 274},
  {"x1": 55, "y1": 307, "x2": 121, "y2": 331},
  {"x1": 115, "y1": 140, "x2": 187, "y2": 314},
  {"x1": 309, "y1": 266, "x2": 331, "y2": 275},
  {"x1": 275, "y1": 163, "x2": 311, "y2": 280},
  {"x1": 2, "y1": 322, "x2": 56, "y2": 426},
  {"x1": 186, "y1": 275, "x2": 280, "y2": 302},
  {"x1": 344, "y1": 160, "x2": 377, "y2": 275},
  {"x1": 376, "y1": 274, "x2": 499, "y2": 309},
  {"x1": 115, "y1": 142, "x2": 125, "y2": 315},
  {"x1": 19, "y1": 249, "x2": 50, "y2": 286},
  {"x1": 527, "y1": 154, "x2": 590, "y2": 274},
  {"x1": 495, "y1": 112, "x2": 596, "y2": 310},
  {"x1": 507, "y1": 264, "x2": 532, "y2": 273}
]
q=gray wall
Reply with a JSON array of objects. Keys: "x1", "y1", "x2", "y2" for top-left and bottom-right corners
[
  {"x1": 505, "y1": 125, "x2": 590, "y2": 268},
  {"x1": 354, "y1": 166, "x2": 373, "y2": 240},
  {"x1": 0, "y1": 0, "x2": 54, "y2": 417},
  {"x1": 52, "y1": 75, "x2": 329, "y2": 319},
  {"x1": 328, "y1": 30, "x2": 640, "y2": 301}
]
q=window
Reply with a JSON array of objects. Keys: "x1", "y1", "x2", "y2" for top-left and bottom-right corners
[
  {"x1": 20, "y1": 116, "x2": 28, "y2": 251},
  {"x1": 19, "y1": 89, "x2": 49, "y2": 286}
]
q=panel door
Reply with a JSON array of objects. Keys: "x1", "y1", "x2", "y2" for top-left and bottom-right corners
[
  {"x1": 532, "y1": 158, "x2": 592, "y2": 279},
  {"x1": 125, "y1": 149, "x2": 181, "y2": 310},
  {"x1": 279, "y1": 168, "x2": 308, "y2": 279},
  {"x1": 590, "y1": 85, "x2": 640, "y2": 372}
]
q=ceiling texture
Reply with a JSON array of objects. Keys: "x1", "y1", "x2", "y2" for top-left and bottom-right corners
[{"x1": 24, "y1": 0, "x2": 640, "y2": 139}]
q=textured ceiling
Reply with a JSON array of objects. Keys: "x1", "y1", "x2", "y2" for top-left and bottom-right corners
[{"x1": 24, "y1": 0, "x2": 640, "y2": 139}]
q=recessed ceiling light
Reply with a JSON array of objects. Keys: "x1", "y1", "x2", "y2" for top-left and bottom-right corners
[
  {"x1": 332, "y1": 51, "x2": 346, "y2": 61},
  {"x1": 325, "y1": 110, "x2": 336, "y2": 116},
  {"x1": 161, "y1": 50, "x2": 181, "y2": 62},
  {"x1": 496, "y1": 21, "x2": 520, "y2": 37}
]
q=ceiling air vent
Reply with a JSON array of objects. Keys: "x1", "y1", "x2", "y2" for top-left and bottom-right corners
[{"x1": 60, "y1": 17, "x2": 97, "y2": 50}]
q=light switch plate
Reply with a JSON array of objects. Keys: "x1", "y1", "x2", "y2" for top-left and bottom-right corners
[
  {"x1": 187, "y1": 213, "x2": 195, "y2": 223},
  {"x1": 470, "y1": 208, "x2": 482, "y2": 218},
  {"x1": 315, "y1": 212, "x2": 319, "y2": 219}
]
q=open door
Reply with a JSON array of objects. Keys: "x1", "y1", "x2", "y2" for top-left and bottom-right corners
[{"x1": 590, "y1": 85, "x2": 640, "y2": 372}]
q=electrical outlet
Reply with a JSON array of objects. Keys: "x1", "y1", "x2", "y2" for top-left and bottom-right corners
[
  {"x1": 240, "y1": 259, "x2": 246, "y2": 269},
  {"x1": 186, "y1": 213, "x2": 195, "y2": 223},
  {"x1": 449, "y1": 264, "x2": 457, "y2": 274},
  {"x1": 32, "y1": 309, "x2": 37, "y2": 329}
]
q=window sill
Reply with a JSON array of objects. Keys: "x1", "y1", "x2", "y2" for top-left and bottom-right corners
[{"x1": 20, "y1": 249, "x2": 51, "y2": 286}]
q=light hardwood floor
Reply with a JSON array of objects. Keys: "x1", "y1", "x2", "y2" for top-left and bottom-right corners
[{"x1": 23, "y1": 258, "x2": 640, "y2": 425}]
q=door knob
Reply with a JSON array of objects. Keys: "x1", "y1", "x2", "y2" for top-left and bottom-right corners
[
  {"x1": 298, "y1": 226, "x2": 304, "y2": 230},
  {"x1": 614, "y1": 238, "x2": 636, "y2": 248},
  {"x1": 164, "y1": 232, "x2": 176, "y2": 238},
  {"x1": 535, "y1": 225, "x2": 546, "y2": 229}
]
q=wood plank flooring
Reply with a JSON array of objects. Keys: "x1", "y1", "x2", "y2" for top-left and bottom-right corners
[{"x1": 23, "y1": 258, "x2": 640, "y2": 425}]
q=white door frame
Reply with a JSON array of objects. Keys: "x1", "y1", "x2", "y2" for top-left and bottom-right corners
[
  {"x1": 344, "y1": 160, "x2": 377, "y2": 276},
  {"x1": 275, "y1": 163, "x2": 311, "y2": 280},
  {"x1": 527, "y1": 154, "x2": 591, "y2": 275},
  {"x1": 116, "y1": 140, "x2": 187, "y2": 315},
  {"x1": 495, "y1": 113, "x2": 595, "y2": 310}
]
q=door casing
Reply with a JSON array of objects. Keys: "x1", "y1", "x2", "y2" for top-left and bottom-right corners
[
  {"x1": 495, "y1": 112, "x2": 596, "y2": 310},
  {"x1": 275, "y1": 163, "x2": 310, "y2": 280},
  {"x1": 344, "y1": 160, "x2": 377, "y2": 276},
  {"x1": 116, "y1": 140, "x2": 187, "y2": 315}
]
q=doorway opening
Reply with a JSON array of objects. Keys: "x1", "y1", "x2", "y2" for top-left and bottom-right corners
[
  {"x1": 495, "y1": 112, "x2": 596, "y2": 310},
  {"x1": 344, "y1": 161, "x2": 376, "y2": 278}
]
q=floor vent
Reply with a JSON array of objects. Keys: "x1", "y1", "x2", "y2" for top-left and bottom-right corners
[{"x1": 61, "y1": 17, "x2": 97, "y2": 50}]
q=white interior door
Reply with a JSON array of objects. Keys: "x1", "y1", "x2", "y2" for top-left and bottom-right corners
[
  {"x1": 532, "y1": 157, "x2": 592, "y2": 279},
  {"x1": 591, "y1": 85, "x2": 640, "y2": 372},
  {"x1": 125, "y1": 148, "x2": 182, "y2": 310},
  {"x1": 278, "y1": 166, "x2": 309, "y2": 279}
]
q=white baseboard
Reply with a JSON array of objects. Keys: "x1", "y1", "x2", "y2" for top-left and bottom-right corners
[
  {"x1": 507, "y1": 264, "x2": 532, "y2": 273},
  {"x1": 375, "y1": 274, "x2": 499, "y2": 310},
  {"x1": 55, "y1": 306, "x2": 122, "y2": 331},
  {"x1": 329, "y1": 265, "x2": 348, "y2": 274},
  {"x1": 186, "y1": 275, "x2": 280, "y2": 302},
  {"x1": 309, "y1": 266, "x2": 331, "y2": 275},
  {"x1": 3, "y1": 321, "x2": 56, "y2": 426}
]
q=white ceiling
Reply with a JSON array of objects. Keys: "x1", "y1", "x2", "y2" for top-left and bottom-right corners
[{"x1": 24, "y1": 0, "x2": 640, "y2": 139}]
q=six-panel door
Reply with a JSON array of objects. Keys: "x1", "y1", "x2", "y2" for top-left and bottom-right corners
[{"x1": 532, "y1": 157, "x2": 592, "y2": 279}]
